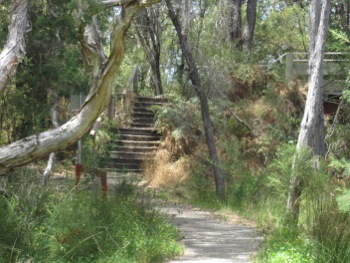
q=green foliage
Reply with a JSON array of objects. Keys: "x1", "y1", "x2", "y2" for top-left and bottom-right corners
[
  {"x1": 0, "y1": 3, "x2": 10, "y2": 47},
  {"x1": 0, "y1": 0, "x2": 90, "y2": 143},
  {"x1": 255, "y1": 4, "x2": 309, "y2": 59},
  {"x1": 336, "y1": 188, "x2": 350, "y2": 213},
  {"x1": 253, "y1": 145, "x2": 350, "y2": 263},
  {"x1": 259, "y1": 230, "x2": 314, "y2": 263},
  {"x1": 263, "y1": 144, "x2": 296, "y2": 198},
  {"x1": 155, "y1": 96, "x2": 202, "y2": 143},
  {"x1": 329, "y1": 29, "x2": 350, "y2": 51},
  {"x1": 309, "y1": 193, "x2": 350, "y2": 263},
  {"x1": 0, "y1": 168, "x2": 182, "y2": 262}
]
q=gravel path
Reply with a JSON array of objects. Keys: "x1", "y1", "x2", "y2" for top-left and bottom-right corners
[
  {"x1": 160, "y1": 204, "x2": 262, "y2": 263},
  {"x1": 106, "y1": 173, "x2": 263, "y2": 262}
]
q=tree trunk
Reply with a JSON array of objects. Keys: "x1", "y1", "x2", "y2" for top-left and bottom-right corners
[
  {"x1": 135, "y1": 8, "x2": 163, "y2": 95},
  {"x1": 286, "y1": 0, "x2": 331, "y2": 222},
  {"x1": 227, "y1": 0, "x2": 242, "y2": 44},
  {"x1": 242, "y1": 0, "x2": 257, "y2": 51},
  {"x1": 0, "y1": 0, "x2": 160, "y2": 176},
  {"x1": 0, "y1": 0, "x2": 28, "y2": 92},
  {"x1": 180, "y1": 0, "x2": 191, "y2": 36},
  {"x1": 41, "y1": 98, "x2": 59, "y2": 187},
  {"x1": 165, "y1": 0, "x2": 225, "y2": 200}
]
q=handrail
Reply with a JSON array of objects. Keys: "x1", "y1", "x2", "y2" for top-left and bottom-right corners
[{"x1": 285, "y1": 52, "x2": 350, "y2": 85}]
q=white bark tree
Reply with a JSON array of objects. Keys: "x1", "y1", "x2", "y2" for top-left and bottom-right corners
[
  {"x1": 0, "y1": 0, "x2": 29, "y2": 92},
  {"x1": 0, "y1": 0, "x2": 160, "y2": 176},
  {"x1": 286, "y1": 0, "x2": 331, "y2": 221}
]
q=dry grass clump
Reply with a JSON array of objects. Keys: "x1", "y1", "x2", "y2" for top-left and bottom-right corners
[{"x1": 143, "y1": 148, "x2": 190, "y2": 188}]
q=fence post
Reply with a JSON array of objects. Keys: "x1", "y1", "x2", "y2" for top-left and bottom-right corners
[{"x1": 285, "y1": 52, "x2": 293, "y2": 86}]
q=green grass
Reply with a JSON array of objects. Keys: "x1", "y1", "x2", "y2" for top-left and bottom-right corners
[
  {"x1": 152, "y1": 143, "x2": 350, "y2": 263},
  {"x1": 0, "y1": 168, "x2": 182, "y2": 263}
]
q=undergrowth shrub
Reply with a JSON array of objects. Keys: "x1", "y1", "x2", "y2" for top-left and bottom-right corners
[
  {"x1": 154, "y1": 96, "x2": 202, "y2": 157},
  {"x1": 0, "y1": 168, "x2": 182, "y2": 262},
  {"x1": 256, "y1": 144, "x2": 350, "y2": 263}
]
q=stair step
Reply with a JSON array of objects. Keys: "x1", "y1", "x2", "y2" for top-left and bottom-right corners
[
  {"x1": 110, "y1": 151, "x2": 154, "y2": 159},
  {"x1": 132, "y1": 107, "x2": 154, "y2": 113},
  {"x1": 111, "y1": 157, "x2": 145, "y2": 163},
  {"x1": 132, "y1": 117, "x2": 155, "y2": 124},
  {"x1": 106, "y1": 96, "x2": 168, "y2": 173},
  {"x1": 108, "y1": 157, "x2": 151, "y2": 169},
  {"x1": 130, "y1": 123, "x2": 154, "y2": 128},
  {"x1": 136, "y1": 96, "x2": 169, "y2": 103},
  {"x1": 113, "y1": 128, "x2": 159, "y2": 136},
  {"x1": 132, "y1": 112, "x2": 155, "y2": 118},
  {"x1": 116, "y1": 134, "x2": 160, "y2": 141},
  {"x1": 133, "y1": 102, "x2": 163, "y2": 108},
  {"x1": 115, "y1": 140, "x2": 160, "y2": 147},
  {"x1": 111, "y1": 145, "x2": 158, "y2": 152}
]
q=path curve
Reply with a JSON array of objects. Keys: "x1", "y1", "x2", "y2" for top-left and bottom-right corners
[
  {"x1": 160, "y1": 204, "x2": 262, "y2": 263},
  {"x1": 105, "y1": 174, "x2": 262, "y2": 262}
]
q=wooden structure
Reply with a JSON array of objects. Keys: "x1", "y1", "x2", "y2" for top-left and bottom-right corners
[{"x1": 285, "y1": 52, "x2": 349, "y2": 114}]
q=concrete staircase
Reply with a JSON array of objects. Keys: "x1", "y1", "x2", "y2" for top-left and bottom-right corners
[{"x1": 109, "y1": 96, "x2": 167, "y2": 173}]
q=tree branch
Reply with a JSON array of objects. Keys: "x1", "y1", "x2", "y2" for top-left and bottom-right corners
[
  {"x1": 41, "y1": 97, "x2": 59, "y2": 187},
  {"x1": 0, "y1": 0, "x2": 29, "y2": 92},
  {"x1": 0, "y1": 0, "x2": 161, "y2": 176}
]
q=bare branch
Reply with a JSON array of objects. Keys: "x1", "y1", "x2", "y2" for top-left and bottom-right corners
[
  {"x1": 41, "y1": 98, "x2": 59, "y2": 187},
  {"x1": 0, "y1": 0, "x2": 29, "y2": 92}
]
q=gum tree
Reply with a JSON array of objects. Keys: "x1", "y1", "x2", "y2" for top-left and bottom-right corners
[
  {"x1": 165, "y1": 0, "x2": 225, "y2": 200},
  {"x1": 0, "y1": 0, "x2": 160, "y2": 176},
  {"x1": 286, "y1": 0, "x2": 331, "y2": 221},
  {"x1": 0, "y1": 0, "x2": 29, "y2": 92}
]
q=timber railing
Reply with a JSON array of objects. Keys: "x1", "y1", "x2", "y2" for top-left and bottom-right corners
[{"x1": 285, "y1": 52, "x2": 350, "y2": 102}]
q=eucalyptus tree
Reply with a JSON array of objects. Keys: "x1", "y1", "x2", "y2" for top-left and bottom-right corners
[
  {"x1": 287, "y1": 0, "x2": 331, "y2": 222},
  {"x1": 242, "y1": 0, "x2": 257, "y2": 51},
  {"x1": 165, "y1": 0, "x2": 225, "y2": 200},
  {"x1": 227, "y1": 0, "x2": 241, "y2": 43},
  {"x1": 227, "y1": 0, "x2": 257, "y2": 51},
  {"x1": 0, "y1": 0, "x2": 160, "y2": 176},
  {"x1": 0, "y1": 0, "x2": 28, "y2": 92},
  {"x1": 134, "y1": 6, "x2": 163, "y2": 95},
  {"x1": 330, "y1": 1, "x2": 350, "y2": 33}
]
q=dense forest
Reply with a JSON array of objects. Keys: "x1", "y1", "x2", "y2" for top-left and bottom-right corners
[{"x1": 1, "y1": 0, "x2": 350, "y2": 262}]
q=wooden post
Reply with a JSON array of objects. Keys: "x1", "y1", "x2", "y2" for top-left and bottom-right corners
[
  {"x1": 133, "y1": 66, "x2": 139, "y2": 94},
  {"x1": 285, "y1": 52, "x2": 293, "y2": 86},
  {"x1": 107, "y1": 96, "x2": 115, "y2": 120},
  {"x1": 75, "y1": 163, "x2": 82, "y2": 190},
  {"x1": 101, "y1": 174, "x2": 108, "y2": 200},
  {"x1": 75, "y1": 164, "x2": 108, "y2": 199}
]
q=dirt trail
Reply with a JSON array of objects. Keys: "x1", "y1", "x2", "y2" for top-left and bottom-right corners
[{"x1": 159, "y1": 203, "x2": 262, "y2": 263}]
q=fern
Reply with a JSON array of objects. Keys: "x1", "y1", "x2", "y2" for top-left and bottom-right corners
[{"x1": 336, "y1": 190, "x2": 350, "y2": 212}]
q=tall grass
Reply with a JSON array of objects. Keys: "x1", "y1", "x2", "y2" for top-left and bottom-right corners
[
  {"x1": 0, "y1": 168, "x2": 182, "y2": 262},
  {"x1": 253, "y1": 144, "x2": 350, "y2": 262}
]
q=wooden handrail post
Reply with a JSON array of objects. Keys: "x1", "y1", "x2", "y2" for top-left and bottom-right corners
[
  {"x1": 285, "y1": 52, "x2": 293, "y2": 86},
  {"x1": 75, "y1": 163, "x2": 82, "y2": 190},
  {"x1": 133, "y1": 66, "x2": 139, "y2": 94}
]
